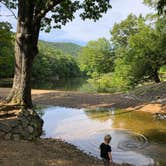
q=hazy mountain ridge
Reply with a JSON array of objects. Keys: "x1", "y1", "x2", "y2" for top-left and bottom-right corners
[{"x1": 40, "y1": 40, "x2": 82, "y2": 56}]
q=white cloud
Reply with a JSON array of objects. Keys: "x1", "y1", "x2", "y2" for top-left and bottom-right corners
[
  {"x1": 40, "y1": 0, "x2": 153, "y2": 44},
  {"x1": 0, "y1": 0, "x2": 153, "y2": 45},
  {"x1": 0, "y1": 5, "x2": 17, "y2": 29}
]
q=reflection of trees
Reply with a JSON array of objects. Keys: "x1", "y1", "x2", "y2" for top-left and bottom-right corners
[
  {"x1": 85, "y1": 109, "x2": 112, "y2": 121},
  {"x1": 145, "y1": 129, "x2": 166, "y2": 144},
  {"x1": 85, "y1": 109, "x2": 134, "y2": 122},
  {"x1": 85, "y1": 109, "x2": 166, "y2": 144},
  {"x1": 32, "y1": 78, "x2": 87, "y2": 91},
  {"x1": 34, "y1": 105, "x2": 46, "y2": 117}
]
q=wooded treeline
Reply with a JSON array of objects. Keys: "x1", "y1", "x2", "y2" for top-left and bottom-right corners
[
  {"x1": 0, "y1": 26, "x2": 81, "y2": 80},
  {"x1": 78, "y1": 14, "x2": 166, "y2": 92}
]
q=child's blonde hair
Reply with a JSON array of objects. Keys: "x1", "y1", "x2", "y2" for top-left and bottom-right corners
[{"x1": 104, "y1": 134, "x2": 112, "y2": 141}]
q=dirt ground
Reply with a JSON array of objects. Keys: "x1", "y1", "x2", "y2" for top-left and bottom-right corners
[
  {"x1": 0, "y1": 139, "x2": 101, "y2": 166},
  {"x1": 0, "y1": 88, "x2": 165, "y2": 113},
  {"x1": 0, "y1": 139, "x2": 131, "y2": 166}
]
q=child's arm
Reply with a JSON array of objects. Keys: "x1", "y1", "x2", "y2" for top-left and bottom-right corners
[{"x1": 108, "y1": 152, "x2": 113, "y2": 163}]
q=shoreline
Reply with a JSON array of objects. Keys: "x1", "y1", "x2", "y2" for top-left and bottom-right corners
[{"x1": 0, "y1": 88, "x2": 165, "y2": 113}]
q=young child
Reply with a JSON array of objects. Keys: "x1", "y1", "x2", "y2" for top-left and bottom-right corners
[{"x1": 100, "y1": 134, "x2": 113, "y2": 166}]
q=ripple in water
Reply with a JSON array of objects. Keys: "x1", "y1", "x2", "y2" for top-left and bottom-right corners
[{"x1": 117, "y1": 130, "x2": 148, "y2": 151}]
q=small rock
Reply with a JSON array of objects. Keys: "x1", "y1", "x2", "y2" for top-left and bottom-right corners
[
  {"x1": 13, "y1": 134, "x2": 20, "y2": 141},
  {"x1": 27, "y1": 109, "x2": 34, "y2": 115},
  {"x1": 4, "y1": 133, "x2": 11, "y2": 140},
  {"x1": 0, "y1": 131, "x2": 4, "y2": 137},
  {"x1": 0, "y1": 123, "x2": 11, "y2": 132},
  {"x1": 9, "y1": 120, "x2": 18, "y2": 127},
  {"x1": 28, "y1": 126, "x2": 34, "y2": 133}
]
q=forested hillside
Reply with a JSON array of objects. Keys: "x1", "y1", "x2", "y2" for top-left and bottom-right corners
[
  {"x1": 40, "y1": 41, "x2": 81, "y2": 57},
  {"x1": 0, "y1": 25, "x2": 81, "y2": 80}
]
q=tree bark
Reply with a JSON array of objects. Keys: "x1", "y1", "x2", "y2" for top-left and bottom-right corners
[
  {"x1": 6, "y1": 0, "x2": 40, "y2": 108},
  {"x1": 153, "y1": 70, "x2": 161, "y2": 83}
]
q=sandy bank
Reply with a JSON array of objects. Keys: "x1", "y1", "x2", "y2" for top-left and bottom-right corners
[{"x1": 0, "y1": 88, "x2": 165, "y2": 113}]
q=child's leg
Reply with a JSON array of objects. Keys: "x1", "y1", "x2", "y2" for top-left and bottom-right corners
[{"x1": 103, "y1": 159, "x2": 110, "y2": 166}]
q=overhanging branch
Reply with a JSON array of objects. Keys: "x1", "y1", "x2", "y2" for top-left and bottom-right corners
[
  {"x1": 0, "y1": 1, "x2": 17, "y2": 19},
  {"x1": 35, "y1": 0, "x2": 64, "y2": 22}
]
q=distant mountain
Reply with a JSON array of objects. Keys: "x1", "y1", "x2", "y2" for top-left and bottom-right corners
[{"x1": 40, "y1": 41, "x2": 82, "y2": 56}]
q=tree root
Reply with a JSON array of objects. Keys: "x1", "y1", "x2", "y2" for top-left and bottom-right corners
[{"x1": 0, "y1": 105, "x2": 21, "y2": 110}]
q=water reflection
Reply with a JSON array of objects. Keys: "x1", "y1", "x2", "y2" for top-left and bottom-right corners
[
  {"x1": 40, "y1": 106, "x2": 166, "y2": 166},
  {"x1": 32, "y1": 78, "x2": 87, "y2": 91},
  {"x1": 85, "y1": 109, "x2": 166, "y2": 144},
  {"x1": 0, "y1": 78, "x2": 88, "y2": 91}
]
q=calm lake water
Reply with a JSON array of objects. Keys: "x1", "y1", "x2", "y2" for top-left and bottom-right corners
[
  {"x1": 40, "y1": 106, "x2": 166, "y2": 166},
  {"x1": 0, "y1": 78, "x2": 87, "y2": 91}
]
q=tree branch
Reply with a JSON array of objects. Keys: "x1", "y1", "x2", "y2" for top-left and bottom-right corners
[
  {"x1": 35, "y1": 0, "x2": 64, "y2": 22},
  {"x1": 0, "y1": 1, "x2": 17, "y2": 19}
]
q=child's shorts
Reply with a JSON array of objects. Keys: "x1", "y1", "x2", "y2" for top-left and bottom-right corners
[{"x1": 102, "y1": 158, "x2": 110, "y2": 166}]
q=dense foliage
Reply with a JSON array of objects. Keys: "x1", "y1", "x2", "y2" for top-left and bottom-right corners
[
  {"x1": 0, "y1": 0, "x2": 111, "y2": 31},
  {"x1": 143, "y1": 0, "x2": 166, "y2": 15},
  {"x1": 78, "y1": 15, "x2": 166, "y2": 92},
  {"x1": 112, "y1": 16, "x2": 166, "y2": 89},
  {"x1": 0, "y1": 23, "x2": 81, "y2": 80},
  {"x1": 0, "y1": 22, "x2": 14, "y2": 78},
  {"x1": 33, "y1": 41, "x2": 81, "y2": 80},
  {"x1": 78, "y1": 38, "x2": 114, "y2": 75}
]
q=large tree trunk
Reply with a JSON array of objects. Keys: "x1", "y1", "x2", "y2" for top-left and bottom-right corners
[
  {"x1": 6, "y1": 0, "x2": 40, "y2": 108},
  {"x1": 153, "y1": 70, "x2": 161, "y2": 83}
]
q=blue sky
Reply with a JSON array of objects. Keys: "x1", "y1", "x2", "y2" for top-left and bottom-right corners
[{"x1": 0, "y1": 0, "x2": 153, "y2": 46}]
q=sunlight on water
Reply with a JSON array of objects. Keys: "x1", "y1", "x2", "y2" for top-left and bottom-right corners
[{"x1": 41, "y1": 106, "x2": 166, "y2": 166}]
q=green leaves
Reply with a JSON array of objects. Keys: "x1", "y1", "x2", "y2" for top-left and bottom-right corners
[
  {"x1": 112, "y1": 15, "x2": 166, "y2": 88},
  {"x1": 78, "y1": 38, "x2": 114, "y2": 75},
  {"x1": 157, "y1": 0, "x2": 166, "y2": 15},
  {"x1": 0, "y1": 0, "x2": 111, "y2": 31},
  {"x1": 0, "y1": 0, "x2": 17, "y2": 9},
  {"x1": 32, "y1": 41, "x2": 81, "y2": 80},
  {"x1": 80, "y1": 0, "x2": 111, "y2": 21},
  {"x1": 0, "y1": 22, "x2": 14, "y2": 78},
  {"x1": 143, "y1": 0, "x2": 166, "y2": 15},
  {"x1": 110, "y1": 14, "x2": 145, "y2": 48}
]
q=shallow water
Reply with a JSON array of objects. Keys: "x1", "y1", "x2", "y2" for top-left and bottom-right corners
[{"x1": 40, "y1": 106, "x2": 166, "y2": 166}]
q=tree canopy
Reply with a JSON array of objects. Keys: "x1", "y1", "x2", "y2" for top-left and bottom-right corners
[
  {"x1": 78, "y1": 14, "x2": 166, "y2": 92},
  {"x1": 0, "y1": 24, "x2": 81, "y2": 80},
  {"x1": 144, "y1": 0, "x2": 166, "y2": 15},
  {"x1": 78, "y1": 38, "x2": 114, "y2": 75},
  {"x1": 0, "y1": 0, "x2": 111, "y2": 31},
  {"x1": 0, "y1": 22, "x2": 14, "y2": 78},
  {"x1": 112, "y1": 15, "x2": 166, "y2": 88},
  {"x1": 33, "y1": 41, "x2": 81, "y2": 80}
]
